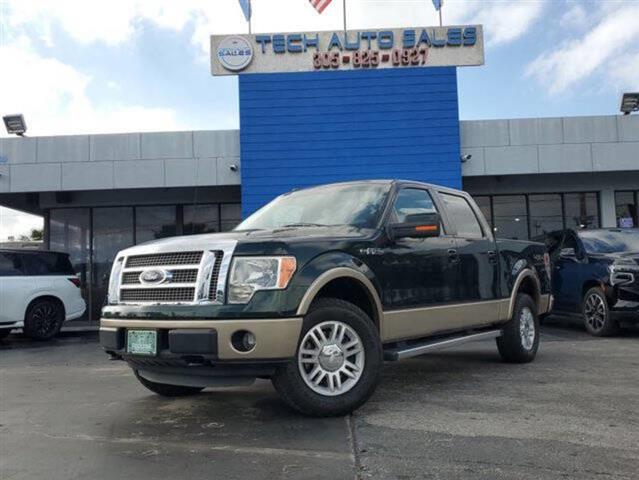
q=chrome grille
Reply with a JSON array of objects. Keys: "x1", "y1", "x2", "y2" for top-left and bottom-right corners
[
  {"x1": 121, "y1": 269, "x2": 199, "y2": 285},
  {"x1": 171, "y1": 269, "x2": 199, "y2": 283},
  {"x1": 208, "y1": 251, "x2": 224, "y2": 301},
  {"x1": 120, "y1": 288, "x2": 195, "y2": 303},
  {"x1": 126, "y1": 252, "x2": 203, "y2": 268},
  {"x1": 111, "y1": 239, "x2": 237, "y2": 306}
]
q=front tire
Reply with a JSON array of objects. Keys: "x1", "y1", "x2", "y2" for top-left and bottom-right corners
[
  {"x1": 583, "y1": 287, "x2": 618, "y2": 337},
  {"x1": 497, "y1": 293, "x2": 539, "y2": 363},
  {"x1": 272, "y1": 298, "x2": 382, "y2": 417},
  {"x1": 134, "y1": 371, "x2": 204, "y2": 397},
  {"x1": 23, "y1": 298, "x2": 64, "y2": 341},
  {"x1": 0, "y1": 329, "x2": 12, "y2": 340}
]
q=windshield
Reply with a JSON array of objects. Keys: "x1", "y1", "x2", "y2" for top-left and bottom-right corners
[
  {"x1": 236, "y1": 183, "x2": 391, "y2": 230},
  {"x1": 579, "y1": 229, "x2": 639, "y2": 254}
]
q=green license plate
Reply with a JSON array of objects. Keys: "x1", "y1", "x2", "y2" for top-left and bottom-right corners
[{"x1": 127, "y1": 330, "x2": 157, "y2": 356}]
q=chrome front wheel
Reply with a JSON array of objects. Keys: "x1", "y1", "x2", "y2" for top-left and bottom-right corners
[
  {"x1": 519, "y1": 306, "x2": 536, "y2": 351},
  {"x1": 298, "y1": 321, "x2": 365, "y2": 397}
]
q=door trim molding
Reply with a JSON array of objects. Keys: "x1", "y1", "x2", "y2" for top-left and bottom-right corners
[{"x1": 382, "y1": 298, "x2": 509, "y2": 342}]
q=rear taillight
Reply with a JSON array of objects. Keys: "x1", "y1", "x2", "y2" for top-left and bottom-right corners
[{"x1": 68, "y1": 277, "x2": 81, "y2": 288}]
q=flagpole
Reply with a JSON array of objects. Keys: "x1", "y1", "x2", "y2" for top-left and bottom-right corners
[
  {"x1": 248, "y1": 0, "x2": 252, "y2": 34},
  {"x1": 439, "y1": 0, "x2": 443, "y2": 27},
  {"x1": 343, "y1": 0, "x2": 347, "y2": 32}
]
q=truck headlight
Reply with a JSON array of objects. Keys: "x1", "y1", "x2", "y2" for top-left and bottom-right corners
[
  {"x1": 107, "y1": 257, "x2": 124, "y2": 304},
  {"x1": 608, "y1": 260, "x2": 638, "y2": 286},
  {"x1": 228, "y1": 256, "x2": 297, "y2": 304}
]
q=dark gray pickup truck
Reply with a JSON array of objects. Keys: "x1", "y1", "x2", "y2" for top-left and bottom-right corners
[{"x1": 101, "y1": 180, "x2": 552, "y2": 416}]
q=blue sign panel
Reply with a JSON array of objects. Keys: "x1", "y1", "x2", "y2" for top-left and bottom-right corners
[{"x1": 238, "y1": 67, "x2": 462, "y2": 218}]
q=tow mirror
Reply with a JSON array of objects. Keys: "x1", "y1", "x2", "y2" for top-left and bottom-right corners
[{"x1": 390, "y1": 212, "x2": 441, "y2": 239}]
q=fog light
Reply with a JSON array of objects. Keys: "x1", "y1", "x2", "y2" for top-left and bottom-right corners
[{"x1": 231, "y1": 330, "x2": 256, "y2": 352}]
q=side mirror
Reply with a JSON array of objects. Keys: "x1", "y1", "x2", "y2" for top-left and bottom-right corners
[{"x1": 390, "y1": 212, "x2": 441, "y2": 240}]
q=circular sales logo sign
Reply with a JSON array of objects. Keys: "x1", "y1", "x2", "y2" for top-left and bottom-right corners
[{"x1": 217, "y1": 36, "x2": 253, "y2": 72}]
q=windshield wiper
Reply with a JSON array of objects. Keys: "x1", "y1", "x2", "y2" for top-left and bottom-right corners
[{"x1": 280, "y1": 223, "x2": 327, "y2": 228}]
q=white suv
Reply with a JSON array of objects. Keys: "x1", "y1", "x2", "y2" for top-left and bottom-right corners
[{"x1": 0, "y1": 250, "x2": 86, "y2": 340}]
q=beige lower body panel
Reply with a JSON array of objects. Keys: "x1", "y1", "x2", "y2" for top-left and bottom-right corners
[
  {"x1": 539, "y1": 294, "x2": 553, "y2": 315},
  {"x1": 100, "y1": 317, "x2": 303, "y2": 360},
  {"x1": 382, "y1": 299, "x2": 510, "y2": 343}
]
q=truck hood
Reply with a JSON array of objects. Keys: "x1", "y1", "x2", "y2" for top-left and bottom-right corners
[
  {"x1": 117, "y1": 225, "x2": 374, "y2": 258},
  {"x1": 590, "y1": 252, "x2": 639, "y2": 265}
]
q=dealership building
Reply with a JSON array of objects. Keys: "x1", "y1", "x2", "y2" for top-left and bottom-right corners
[{"x1": 1, "y1": 25, "x2": 638, "y2": 323}]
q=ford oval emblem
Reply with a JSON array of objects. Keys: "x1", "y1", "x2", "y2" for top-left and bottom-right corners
[{"x1": 139, "y1": 269, "x2": 168, "y2": 285}]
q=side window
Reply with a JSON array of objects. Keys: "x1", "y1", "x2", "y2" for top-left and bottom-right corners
[
  {"x1": 392, "y1": 188, "x2": 438, "y2": 224},
  {"x1": 440, "y1": 193, "x2": 484, "y2": 239},
  {"x1": 22, "y1": 253, "x2": 74, "y2": 276},
  {"x1": 0, "y1": 253, "x2": 25, "y2": 276}
]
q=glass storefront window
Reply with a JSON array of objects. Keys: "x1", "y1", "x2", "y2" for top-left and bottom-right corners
[
  {"x1": 221, "y1": 203, "x2": 242, "y2": 232},
  {"x1": 93, "y1": 207, "x2": 134, "y2": 319},
  {"x1": 135, "y1": 206, "x2": 177, "y2": 244},
  {"x1": 529, "y1": 194, "x2": 563, "y2": 239},
  {"x1": 49, "y1": 208, "x2": 91, "y2": 320},
  {"x1": 564, "y1": 192, "x2": 599, "y2": 230},
  {"x1": 492, "y1": 195, "x2": 528, "y2": 240},
  {"x1": 615, "y1": 191, "x2": 637, "y2": 229},
  {"x1": 183, "y1": 204, "x2": 220, "y2": 235}
]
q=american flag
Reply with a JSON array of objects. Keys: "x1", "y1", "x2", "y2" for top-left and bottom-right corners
[{"x1": 309, "y1": 0, "x2": 333, "y2": 14}]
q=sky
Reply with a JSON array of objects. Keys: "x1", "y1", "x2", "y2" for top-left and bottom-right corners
[{"x1": 1, "y1": 0, "x2": 638, "y2": 240}]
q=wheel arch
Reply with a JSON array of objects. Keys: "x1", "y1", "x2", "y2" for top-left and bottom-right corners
[
  {"x1": 24, "y1": 295, "x2": 66, "y2": 321},
  {"x1": 508, "y1": 269, "x2": 541, "y2": 319},
  {"x1": 296, "y1": 268, "x2": 384, "y2": 335}
]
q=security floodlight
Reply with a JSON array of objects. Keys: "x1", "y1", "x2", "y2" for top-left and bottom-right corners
[
  {"x1": 3, "y1": 114, "x2": 27, "y2": 136},
  {"x1": 620, "y1": 93, "x2": 639, "y2": 115}
]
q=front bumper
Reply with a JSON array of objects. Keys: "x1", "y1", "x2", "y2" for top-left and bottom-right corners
[{"x1": 100, "y1": 317, "x2": 303, "y2": 361}]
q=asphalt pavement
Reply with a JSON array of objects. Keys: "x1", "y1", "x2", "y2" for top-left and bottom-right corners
[{"x1": 1, "y1": 318, "x2": 638, "y2": 480}]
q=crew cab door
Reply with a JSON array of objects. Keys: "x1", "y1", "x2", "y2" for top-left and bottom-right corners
[
  {"x1": 369, "y1": 187, "x2": 459, "y2": 340},
  {"x1": 551, "y1": 231, "x2": 588, "y2": 313},
  {"x1": 438, "y1": 192, "x2": 501, "y2": 308}
]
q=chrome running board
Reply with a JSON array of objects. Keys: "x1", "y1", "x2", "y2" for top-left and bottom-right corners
[{"x1": 383, "y1": 329, "x2": 502, "y2": 361}]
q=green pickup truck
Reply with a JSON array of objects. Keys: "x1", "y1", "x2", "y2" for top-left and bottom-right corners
[{"x1": 101, "y1": 180, "x2": 552, "y2": 416}]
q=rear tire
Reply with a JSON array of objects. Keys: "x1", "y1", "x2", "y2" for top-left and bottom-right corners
[
  {"x1": 497, "y1": 293, "x2": 539, "y2": 363},
  {"x1": 272, "y1": 298, "x2": 382, "y2": 417},
  {"x1": 134, "y1": 371, "x2": 204, "y2": 397},
  {"x1": 23, "y1": 298, "x2": 64, "y2": 341},
  {"x1": 582, "y1": 287, "x2": 618, "y2": 337}
]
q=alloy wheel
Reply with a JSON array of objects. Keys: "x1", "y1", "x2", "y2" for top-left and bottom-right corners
[
  {"x1": 298, "y1": 321, "x2": 365, "y2": 397},
  {"x1": 519, "y1": 306, "x2": 535, "y2": 350},
  {"x1": 31, "y1": 303, "x2": 59, "y2": 338},
  {"x1": 584, "y1": 293, "x2": 606, "y2": 331}
]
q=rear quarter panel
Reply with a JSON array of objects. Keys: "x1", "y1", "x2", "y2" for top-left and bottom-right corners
[{"x1": 496, "y1": 239, "x2": 551, "y2": 299}]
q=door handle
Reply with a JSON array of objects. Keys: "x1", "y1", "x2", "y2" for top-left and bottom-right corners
[
  {"x1": 447, "y1": 249, "x2": 460, "y2": 263},
  {"x1": 487, "y1": 251, "x2": 497, "y2": 264}
]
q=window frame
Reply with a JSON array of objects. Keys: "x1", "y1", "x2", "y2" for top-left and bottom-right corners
[
  {"x1": 438, "y1": 191, "x2": 488, "y2": 239},
  {"x1": 384, "y1": 185, "x2": 452, "y2": 237}
]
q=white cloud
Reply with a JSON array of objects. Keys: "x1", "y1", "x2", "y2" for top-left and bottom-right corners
[
  {"x1": 464, "y1": 1, "x2": 545, "y2": 46},
  {"x1": 525, "y1": 4, "x2": 639, "y2": 94},
  {"x1": 0, "y1": 39, "x2": 183, "y2": 136},
  {"x1": 608, "y1": 51, "x2": 639, "y2": 91},
  {"x1": 559, "y1": 3, "x2": 588, "y2": 29},
  {"x1": 0, "y1": 207, "x2": 43, "y2": 242},
  {"x1": 4, "y1": 0, "x2": 546, "y2": 59}
]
